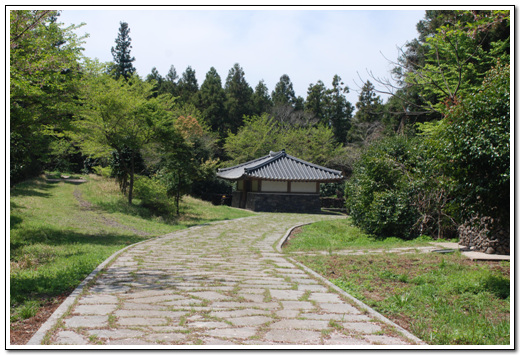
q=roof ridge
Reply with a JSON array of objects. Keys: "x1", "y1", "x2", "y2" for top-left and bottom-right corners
[
  {"x1": 217, "y1": 154, "x2": 270, "y2": 172},
  {"x1": 244, "y1": 151, "x2": 284, "y2": 173}
]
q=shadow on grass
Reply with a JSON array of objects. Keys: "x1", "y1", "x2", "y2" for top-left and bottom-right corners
[
  {"x1": 10, "y1": 227, "x2": 151, "y2": 308},
  {"x1": 10, "y1": 227, "x2": 148, "y2": 255},
  {"x1": 10, "y1": 178, "x2": 57, "y2": 198}
]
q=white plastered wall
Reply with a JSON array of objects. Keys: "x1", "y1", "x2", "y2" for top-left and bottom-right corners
[{"x1": 291, "y1": 181, "x2": 317, "y2": 193}]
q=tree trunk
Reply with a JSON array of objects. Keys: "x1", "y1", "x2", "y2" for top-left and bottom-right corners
[{"x1": 128, "y1": 153, "x2": 134, "y2": 204}]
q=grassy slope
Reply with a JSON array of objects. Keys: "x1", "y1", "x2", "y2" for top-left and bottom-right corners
[
  {"x1": 283, "y1": 218, "x2": 436, "y2": 252},
  {"x1": 286, "y1": 220, "x2": 510, "y2": 345},
  {"x1": 9, "y1": 174, "x2": 254, "y2": 322}
]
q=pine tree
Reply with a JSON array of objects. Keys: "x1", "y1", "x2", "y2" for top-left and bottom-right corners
[
  {"x1": 177, "y1": 66, "x2": 199, "y2": 104},
  {"x1": 197, "y1": 67, "x2": 227, "y2": 137},
  {"x1": 110, "y1": 22, "x2": 136, "y2": 80},
  {"x1": 271, "y1": 74, "x2": 296, "y2": 107},
  {"x1": 224, "y1": 63, "x2": 253, "y2": 134},
  {"x1": 251, "y1": 80, "x2": 273, "y2": 115}
]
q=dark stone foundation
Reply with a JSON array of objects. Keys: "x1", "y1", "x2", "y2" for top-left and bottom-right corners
[{"x1": 244, "y1": 192, "x2": 321, "y2": 213}]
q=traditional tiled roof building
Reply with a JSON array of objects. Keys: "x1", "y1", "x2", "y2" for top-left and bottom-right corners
[{"x1": 217, "y1": 150, "x2": 343, "y2": 213}]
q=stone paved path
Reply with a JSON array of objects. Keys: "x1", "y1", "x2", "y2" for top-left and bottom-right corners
[{"x1": 41, "y1": 214, "x2": 420, "y2": 346}]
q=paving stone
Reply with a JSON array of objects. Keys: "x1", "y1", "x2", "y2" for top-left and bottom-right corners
[
  {"x1": 87, "y1": 329, "x2": 144, "y2": 339},
  {"x1": 74, "y1": 304, "x2": 118, "y2": 315},
  {"x1": 188, "y1": 291, "x2": 233, "y2": 301},
  {"x1": 365, "y1": 335, "x2": 410, "y2": 345},
  {"x1": 319, "y1": 302, "x2": 361, "y2": 314},
  {"x1": 206, "y1": 327, "x2": 258, "y2": 339},
  {"x1": 124, "y1": 290, "x2": 182, "y2": 299},
  {"x1": 117, "y1": 317, "x2": 168, "y2": 326},
  {"x1": 200, "y1": 337, "x2": 237, "y2": 345},
  {"x1": 78, "y1": 295, "x2": 119, "y2": 304},
  {"x1": 300, "y1": 313, "x2": 370, "y2": 322},
  {"x1": 189, "y1": 321, "x2": 232, "y2": 329},
  {"x1": 211, "y1": 309, "x2": 271, "y2": 318},
  {"x1": 343, "y1": 322, "x2": 383, "y2": 334},
  {"x1": 270, "y1": 289, "x2": 305, "y2": 300},
  {"x1": 114, "y1": 310, "x2": 186, "y2": 318},
  {"x1": 64, "y1": 316, "x2": 107, "y2": 328},
  {"x1": 121, "y1": 303, "x2": 169, "y2": 310},
  {"x1": 270, "y1": 319, "x2": 329, "y2": 330},
  {"x1": 323, "y1": 332, "x2": 372, "y2": 345},
  {"x1": 239, "y1": 293, "x2": 265, "y2": 302},
  {"x1": 280, "y1": 301, "x2": 315, "y2": 310},
  {"x1": 128, "y1": 295, "x2": 185, "y2": 303},
  {"x1": 229, "y1": 316, "x2": 273, "y2": 326},
  {"x1": 264, "y1": 329, "x2": 322, "y2": 344},
  {"x1": 54, "y1": 331, "x2": 89, "y2": 345},
  {"x1": 308, "y1": 293, "x2": 343, "y2": 303},
  {"x1": 106, "y1": 339, "x2": 156, "y2": 345},
  {"x1": 276, "y1": 309, "x2": 300, "y2": 318},
  {"x1": 147, "y1": 333, "x2": 186, "y2": 343},
  {"x1": 297, "y1": 284, "x2": 329, "y2": 292}
]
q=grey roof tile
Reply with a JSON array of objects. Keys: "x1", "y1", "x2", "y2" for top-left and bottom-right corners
[{"x1": 217, "y1": 150, "x2": 343, "y2": 182}]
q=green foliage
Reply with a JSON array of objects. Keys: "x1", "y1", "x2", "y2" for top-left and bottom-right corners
[
  {"x1": 71, "y1": 67, "x2": 173, "y2": 203},
  {"x1": 224, "y1": 63, "x2": 254, "y2": 135},
  {"x1": 133, "y1": 175, "x2": 171, "y2": 214},
  {"x1": 419, "y1": 61, "x2": 510, "y2": 226},
  {"x1": 345, "y1": 136, "x2": 420, "y2": 239},
  {"x1": 224, "y1": 113, "x2": 341, "y2": 167},
  {"x1": 10, "y1": 10, "x2": 85, "y2": 183},
  {"x1": 110, "y1": 21, "x2": 136, "y2": 80}
]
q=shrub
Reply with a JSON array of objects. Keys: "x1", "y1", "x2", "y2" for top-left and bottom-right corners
[
  {"x1": 133, "y1": 175, "x2": 171, "y2": 214},
  {"x1": 345, "y1": 136, "x2": 420, "y2": 239}
]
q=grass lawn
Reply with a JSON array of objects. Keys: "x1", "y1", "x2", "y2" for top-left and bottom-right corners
[
  {"x1": 283, "y1": 218, "x2": 439, "y2": 252},
  {"x1": 9, "y1": 174, "x2": 254, "y2": 327},
  {"x1": 287, "y1": 220, "x2": 510, "y2": 345}
]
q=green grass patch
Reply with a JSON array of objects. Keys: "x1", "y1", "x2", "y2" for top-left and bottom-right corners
[
  {"x1": 283, "y1": 218, "x2": 437, "y2": 252},
  {"x1": 295, "y1": 252, "x2": 510, "y2": 345},
  {"x1": 10, "y1": 174, "x2": 254, "y2": 324}
]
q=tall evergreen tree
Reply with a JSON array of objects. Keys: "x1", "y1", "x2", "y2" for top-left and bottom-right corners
[
  {"x1": 224, "y1": 63, "x2": 253, "y2": 134},
  {"x1": 327, "y1": 75, "x2": 354, "y2": 144},
  {"x1": 163, "y1": 65, "x2": 179, "y2": 96},
  {"x1": 177, "y1": 66, "x2": 199, "y2": 104},
  {"x1": 110, "y1": 21, "x2": 136, "y2": 80},
  {"x1": 355, "y1": 81, "x2": 383, "y2": 123},
  {"x1": 251, "y1": 80, "x2": 273, "y2": 115},
  {"x1": 197, "y1": 67, "x2": 227, "y2": 137},
  {"x1": 271, "y1": 74, "x2": 296, "y2": 107},
  {"x1": 145, "y1": 67, "x2": 163, "y2": 96},
  {"x1": 305, "y1": 80, "x2": 328, "y2": 123}
]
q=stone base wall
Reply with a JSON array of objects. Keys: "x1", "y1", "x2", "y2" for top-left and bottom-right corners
[
  {"x1": 458, "y1": 216, "x2": 510, "y2": 255},
  {"x1": 245, "y1": 192, "x2": 321, "y2": 213},
  {"x1": 232, "y1": 191, "x2": 243, "y2": 208}
]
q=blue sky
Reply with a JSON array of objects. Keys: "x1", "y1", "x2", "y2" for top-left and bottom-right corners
[{"x1": 57, "y1": 7, "x2": 426, "y2": 104}]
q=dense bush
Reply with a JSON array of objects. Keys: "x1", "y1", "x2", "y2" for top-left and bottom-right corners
[
  {"x1": 345, "y1": 136, "x2": 420, "y2": 239},
  {"x1": 133, "y1": 175, "x2": 171, "y2": 214}
]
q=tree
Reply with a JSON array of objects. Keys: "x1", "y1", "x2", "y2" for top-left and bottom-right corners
[
  {"x1": 327, "y1": 75, "x2": 354, "y2": 143},
  {"x1": 110, "y1": 21, "x2": 136, "y2": 80},
  {"x1": 10, "y1": 10, "x2": 85, "y2": 183},
  {"x1": 305, "y1": 80, "x2": 328, "y2": 123},
  {"x1": 71, "y1": 65, "x2": 172, "y2": 204},
  {"x1": 251, "y1": 80, "x2": 273, "y2": 115},
  {"x1": 224, "y1": 63, "x2": 253, "y2": 134},
  {"x1": 196, "y1": 67, "x2": 227, "y2": 138},
  {"x1": 145, "y1": 67, "x2": 163, "y2": 97},
  {"x1": 177, "y1": 66, "x2": 199, "y2": 104},
  {"x1": 349, "y1": 81, "x2": 384, "y2": 144},
  {"x1": 224, "y1": 113, "x2": 340, "y2": 167},
  {"x1": 271, "y1": 74, "x2": 296, "y2": 107},
  {"x1": 420, "y1": 61, "x2": 510, "y2": 229}
]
